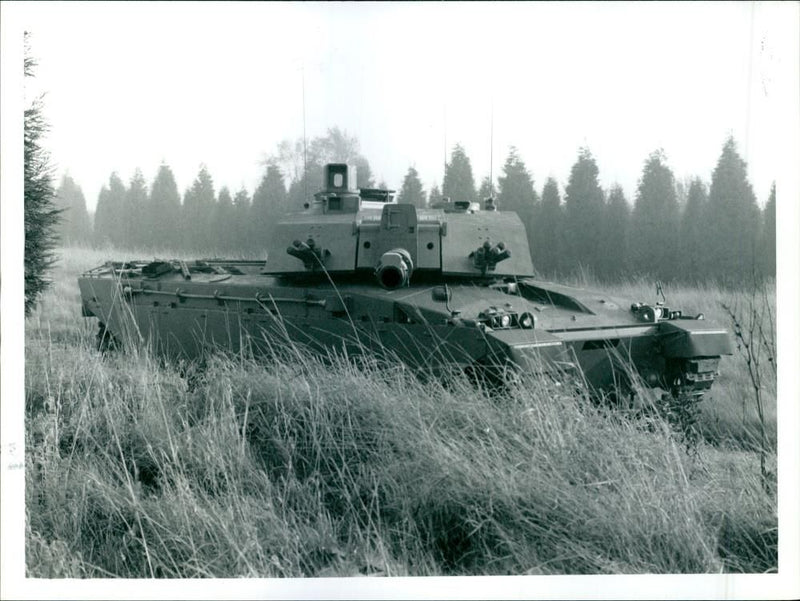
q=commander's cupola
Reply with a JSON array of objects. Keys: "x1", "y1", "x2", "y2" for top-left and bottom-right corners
[{"x1": 312, "y1": 163, "x2": 361, "y2": 213}]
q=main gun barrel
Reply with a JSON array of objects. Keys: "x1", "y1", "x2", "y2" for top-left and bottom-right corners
[{"x1": 375, "y1": 248, "x2": 413, "y2": 289}]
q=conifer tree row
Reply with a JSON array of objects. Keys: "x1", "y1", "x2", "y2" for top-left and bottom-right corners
[{"x1": 83, "y1": 134, "x2": 774, "y2": 286}]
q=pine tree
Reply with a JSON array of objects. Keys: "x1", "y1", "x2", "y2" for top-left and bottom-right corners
[
  {"x1": 180, "y1": 187, "x2": 194, "y2": 251},
  {"x1": 182, "y1": 165, "x2": 216, "y2": 252},
  {"x1": 602, "y1": 185, "x2": 631, "y2": 281},
  {"x1": 397, "y1": 166, "x2": 426, "y2": 208},
  {"x1": 148, "y1": 163, "x2": 181, "y2": 252},
  {"x1": 252, "y1": 164, "x2": 287, "y2": 247},
  {"x1": 705, "y1": 137, "x2": 761, "y2": 284},
  {"x1": 93, "y1": 172, "x2": 126, "y2": 247},
  {"x1": 233, "y1": 187, "x2": 252, "y2": 253},
  {"x1": 214, "y1": 186, "x2": 235, "y2": 252},
  {"x1": 674, "y1": 177, "x2": 689, "y2": 212},
  {"x1": 760, "y1": 183, "x2": 776, "y2": 278},
  {"x1": 630, "y1": 150, "x2": 680, "y2": 280},
  {"x1": 497, "y1": 147, "x2": 538, "y2": 262},
  {"x1": 443, "y1": 144, "x2": 477, "y2": 203},
  {"x1": 678, "y1": 178, "x2": 709, "y2": 280},
  {"x1": 197, "y1": 167, "x2": 217, "y2": 247},
  {"x1": 93, "y1": 184, "x2": 111, "y2": 247},
  {"x1": 536, "y1": 177, "x2": 564, "y2": 275},
  {"x1": 123, "y1": 169, "x2": 148, "y2": 249},
  {"x1": 24, "y1": 33, "x2": 61, "y2": 314},
  {"x1": 564, "y1": 148, "x2": 605, "y2": 277},
  {"x1": 54, "y1": 174, "x2": 92, "y2": 246}
]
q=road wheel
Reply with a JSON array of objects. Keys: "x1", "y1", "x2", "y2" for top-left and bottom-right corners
[{"x1": 96, "y1": 322, "x2": 119, "y2": 352}]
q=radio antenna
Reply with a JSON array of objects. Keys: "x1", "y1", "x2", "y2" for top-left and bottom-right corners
[
  {"x1": 302, "y1": 62, "x2": 308, "y2": 204},
  {"x1": 443, "y1": 104, "x2": 448, "y2": 197},
  {"x1": 489, "y1": 100, "x2": 494, "y2": 198}
]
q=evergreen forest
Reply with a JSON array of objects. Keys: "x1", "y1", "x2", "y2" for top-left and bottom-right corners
[{"x1": 56, "y1": 129, "x2": 776, "y2": 286}]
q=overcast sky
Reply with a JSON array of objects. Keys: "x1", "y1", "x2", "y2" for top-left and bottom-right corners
[{"x1": 6, "y1": 1, "x2": 797, "y2": 211}]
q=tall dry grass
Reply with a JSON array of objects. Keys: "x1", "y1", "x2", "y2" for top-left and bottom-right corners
[{"x1": 24, "y1": 247, "x2": 778, "y2": 576}]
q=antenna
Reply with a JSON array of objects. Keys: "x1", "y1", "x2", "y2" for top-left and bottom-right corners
[
  {"x1": 443, "y1": 104, "x2": 447, "y2": 197},
  {"x1": 489, "y1": 100, "x2": 494, "y2": 198},
  {"x1": 302, "y1": 63, "x2": 308, "y2": 204}
]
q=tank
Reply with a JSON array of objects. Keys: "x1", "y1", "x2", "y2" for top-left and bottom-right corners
[{"x1": 78, "y1": 162, "x2": 732, "y2": 402}]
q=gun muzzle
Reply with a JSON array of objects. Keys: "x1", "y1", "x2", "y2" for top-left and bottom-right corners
[{"x1": 375, "y1": 248, "x2": 413, "y2": 289}]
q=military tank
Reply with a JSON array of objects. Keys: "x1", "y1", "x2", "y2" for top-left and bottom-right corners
[{"x1": 78, "y1": 163, "x2": 732, "y2": 401}]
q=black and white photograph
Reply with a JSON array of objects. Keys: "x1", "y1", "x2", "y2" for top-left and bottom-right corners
[{"x1": 2, "y1": 1, "x2": 799, "y2": 599}]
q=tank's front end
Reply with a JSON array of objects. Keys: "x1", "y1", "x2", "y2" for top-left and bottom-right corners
[{"x1": 475, "y1": 299, "x2": 733, "y2": 398}]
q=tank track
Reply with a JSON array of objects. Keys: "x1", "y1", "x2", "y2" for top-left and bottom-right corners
[
  {"x1": 661, "y1": 358, "x2": 720, "y2": 446},
  {"x1": 96, "y1": 322, "x2": 119, "y2": 352},
  {"x1": 667, "y1": 357, "x2": 719, "y2": 397}
]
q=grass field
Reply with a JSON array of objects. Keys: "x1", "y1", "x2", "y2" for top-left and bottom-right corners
[{"x1": 23, "y1": 246, "x2": 778, "y2": 577}]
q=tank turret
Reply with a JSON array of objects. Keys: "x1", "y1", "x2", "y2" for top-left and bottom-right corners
[{"x1": 262, "y1": 164, "x2": 534, "y2": 285}]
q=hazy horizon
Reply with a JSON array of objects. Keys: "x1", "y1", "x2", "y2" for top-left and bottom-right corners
[{"x1": 8, "y1": 1, "x2": 794, "y2": 212}]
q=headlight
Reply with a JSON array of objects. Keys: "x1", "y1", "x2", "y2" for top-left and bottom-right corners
[
  {"x1": 490, "y1": 314, "x2": 510, "y2": 328},
  {"x1": 519, "y1": 312, "x2": 535, "y2": 329},
  {"x1": 631, "y1": 302, "x2": 675, "y2": 323}
]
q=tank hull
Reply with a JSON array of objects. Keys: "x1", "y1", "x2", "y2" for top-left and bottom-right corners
[{"x1": 78, "y1": 260, "x2": 732, "y2": 395}]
